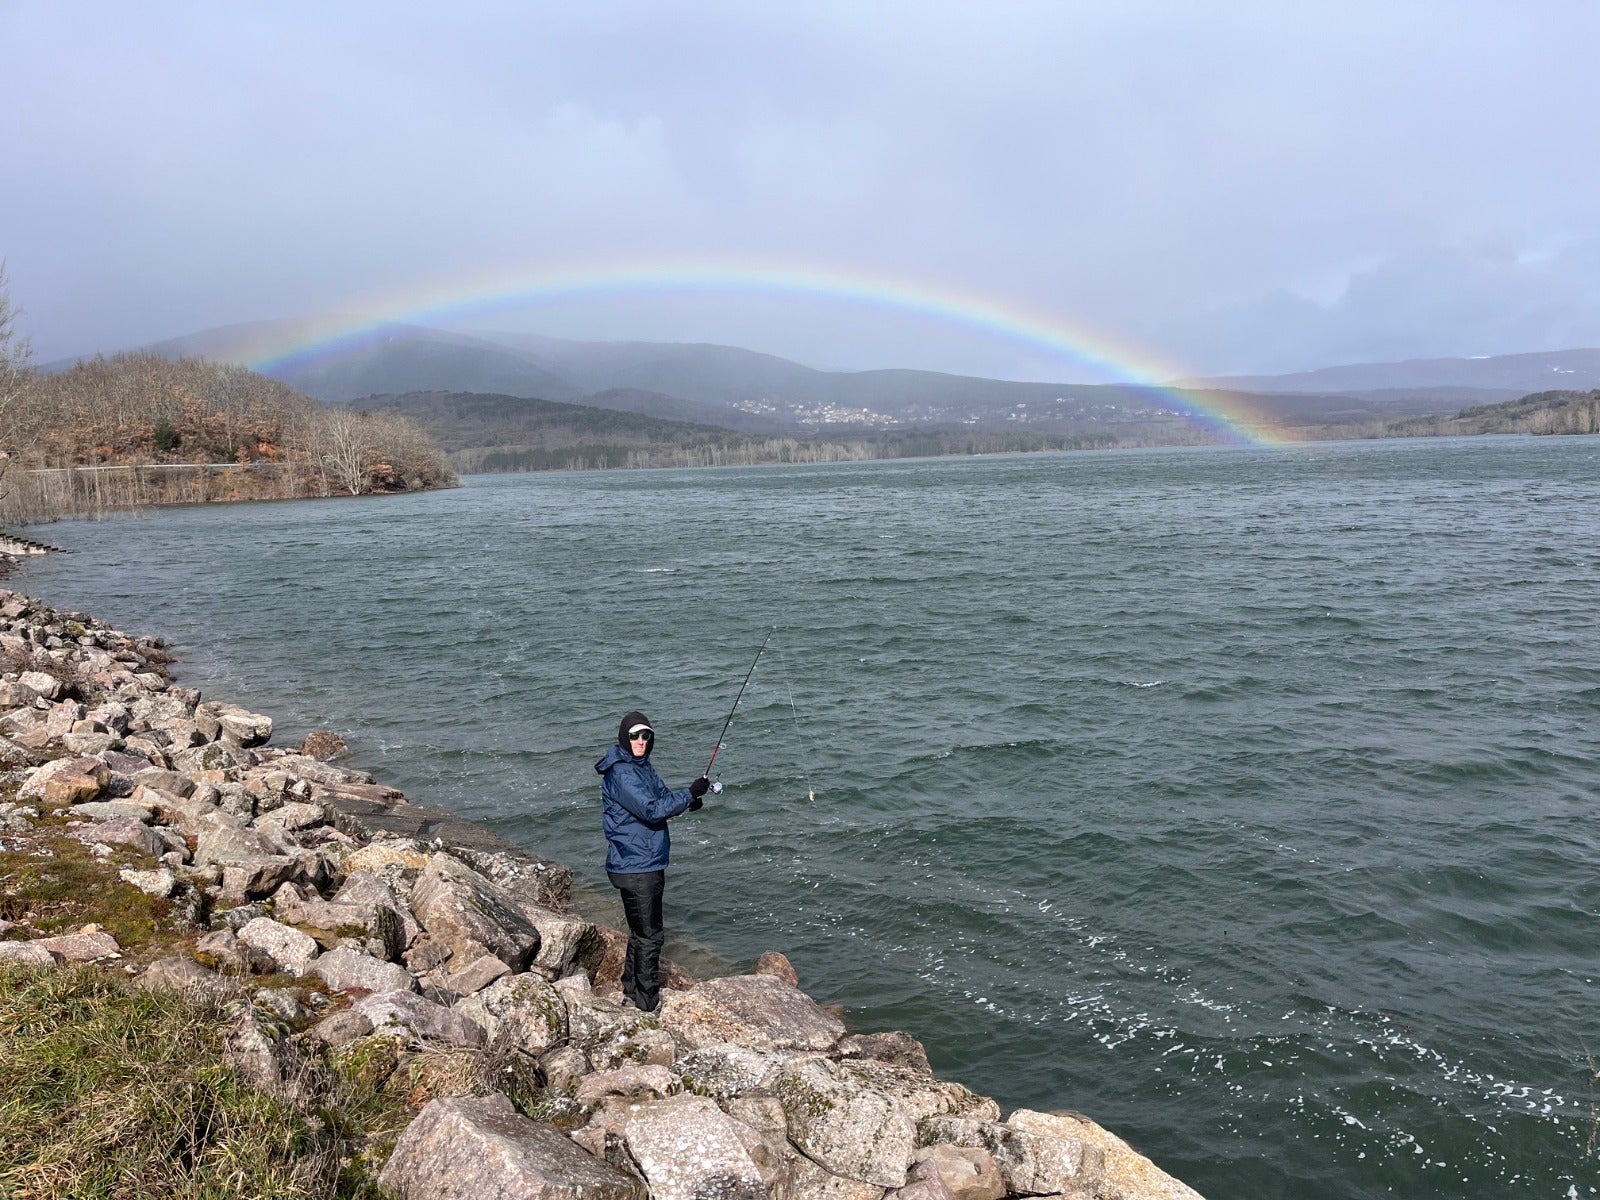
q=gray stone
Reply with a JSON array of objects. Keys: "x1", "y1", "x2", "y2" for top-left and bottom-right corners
[
  {"x1": 33, "y1": 929, "x2": 121, "y2": 962},
  {"x1": 270, "y1": 882, "x2": 369, "y2": 940},
  {"x1": 255, "y1": 988, "x2": 309, "y2": 1023},
  {"x1": 119, "y1": 866, "x2": 177, "y2": 897},
  {"x1": 237, "y1": 916, "x2": 321, "y2": 976},
  {"x1": 377, "y1": 1093, "x2": 645, "y2": 1200},
  {"x1": 660, "y1": 973, "x2": 846, "y2": 1054},
  {"x1": 172, "y1": 740, "x2": 244, "y2": 776},
  {"x1": 777, "y1": 1057, "x2": 917, "y2": 1189},
  {"x1": 445, "y1": 953, "x2": 512, "y2": 996},
  {"x1": 70, "y1": 800, "x2": 152, "y2": 823},
  {"x1": 220, "y1": 856, "x2": 303, "y2": 902},
  {"x1": 72, "y1": 817, "x2": 167, "y2": 858},
  {"x1": 0, "y1": 941, "x2": 58, "y2": 967},
  {"x1": 575, "y1": 1065, "x2": 677, "y2": 1106},
  {"x1": 333, "y1": 870, "x2": 423, "y2": 950},
  {"x1": 1003, "y1": 1110, "x2": 1203, "y2": 1200},
  {"x1": 254, "y1": 800, "x2": 326, "y2": 831},
  {"x1": 351, "y1": 990, "x2": 487, "y2": 1047},
  {"x1": 589, "y1": 1025, "x2": 678, "y2": 1071},
  {"x1": 138, "y1": 955, "x2": 241, "y2": 998},
  {"x1": 410, "y1": 853, "x2": 540, "y2": 972},
  {"x1": 195, "y1": 701, "x2": 274, "y2": 747},
  {"x1": 540, "y1": 1045, "x2": 590, "y2": 1095},
  {"x1": 455, "y1": 972, "x2": 568, "y2": 1057},
  {"x1": 60, "y1": 731, "x2": 119, "y2": 756},
  {"x1": 840, "y1": 1032, "x2": 933, "y2": 1074},
  {"x1": 18, "y1": 670, "x2": 64, "y2": 700},
  {"x1": 131, "y1": 767, "x2": 195, "y2": 797},
  {"x1": 19, "y1": 756, "x2": 109, "y2": 805},
  {"x1": 447, "y1": 844, "x2": 574, "y2": 913},
  {"x1": 519, "y1": 901, "x2": 592, "y2": 975},
  {"x1": 917, "y1": 1116, "x2": 1104, "y2": 1198},
  {"x1": 619, "y1": 1094, "x2": 768, "y2": 1200},
  {"x1": 908, "y1": 1147, "x2": 1005, "y2": 1200},
  {"x1": 307, "y1": 1008, "x2": 375, "y2": 1047},
  {"x1": 311, "y1": 946, "x2": 419, "y2": 994},
  {"x1": 194, "y1": 928, "x2": 278, "y2": 979},
  {"x1": 675, "y1": 1043, "x2": 783, "y2": 1102},
  {"x1": 195, "y1": 824, "x2": 292, "y2": 866},
  {"x1": 840, "y1": 1060, "x2": 1000, "y2": 1125}
]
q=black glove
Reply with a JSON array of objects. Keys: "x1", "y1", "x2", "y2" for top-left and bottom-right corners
[{"x1": 689, "y1": 775, "x2": 710, "y2": 799}]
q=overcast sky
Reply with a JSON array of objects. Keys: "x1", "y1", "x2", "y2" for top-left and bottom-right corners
[{"x1": 5, "y1": 2, "x2": 1600, "y2": 381}]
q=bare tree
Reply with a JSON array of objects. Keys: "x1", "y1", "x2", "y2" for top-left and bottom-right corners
[
  {"x1": 318, "y1": 407, "x2": 373, "y2": 495},
  {"x1": 0, "y1": 263, "x2": 37, "y2": 510}
]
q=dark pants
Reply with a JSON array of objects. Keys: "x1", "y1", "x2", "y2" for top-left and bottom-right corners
[{"x1": 607, "y1": 869, "x2": 665, "y2": 1012}]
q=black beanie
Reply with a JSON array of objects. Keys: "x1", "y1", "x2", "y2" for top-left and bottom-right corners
[{"x1": 618, "y1": 711, "x2": 654, "y2": 748}]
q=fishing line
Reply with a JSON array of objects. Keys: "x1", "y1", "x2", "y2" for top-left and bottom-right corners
[{"x1": 772, "y1": 638, "x2": 819, "y2": 804}]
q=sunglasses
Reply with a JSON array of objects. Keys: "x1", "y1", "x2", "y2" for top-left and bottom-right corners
[{"x1": 628, "y1": 730, "x2": 654, "y2": 742}]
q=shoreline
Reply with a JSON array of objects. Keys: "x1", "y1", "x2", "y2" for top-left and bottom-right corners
[{"x1": 0, "y1": 587, "x2": 1204, "y2": 1199}]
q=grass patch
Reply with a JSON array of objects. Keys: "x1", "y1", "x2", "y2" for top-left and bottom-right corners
[
  {"x1": 0, "y1": 964, "x2": 413, "y2": 1198},
  {"x1": 0, "y1": 832, "x2": 173, "y2": 950}
]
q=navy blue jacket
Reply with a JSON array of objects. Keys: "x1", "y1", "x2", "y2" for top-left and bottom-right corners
[{"x1": 595, "y1": 744, "x2": 697, "y2": 873}]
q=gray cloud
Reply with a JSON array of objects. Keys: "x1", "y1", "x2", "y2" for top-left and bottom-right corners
[{"x1": 4, "y1": 1, "x2": 1600, "y2": 379}]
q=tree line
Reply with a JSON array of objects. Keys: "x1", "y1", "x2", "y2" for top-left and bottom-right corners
[{"x1": 0, "y1": 272, "x2": 457, "y2": 527}]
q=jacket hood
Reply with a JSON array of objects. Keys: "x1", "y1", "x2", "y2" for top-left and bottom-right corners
[
  {"x1": 595, "y1": 744, "x2": 634, "y2": 774},
  {"x1": 617, "y1": 710, "x2": 654, "y2": 748}
]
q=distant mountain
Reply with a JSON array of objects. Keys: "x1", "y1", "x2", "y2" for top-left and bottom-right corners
[
  {"x1": 55, "y1": 316, "x2": 1600, "y2": 439},
  {"x1": 1185, "y1": 348, "x2": 1600, "y2": 396}
]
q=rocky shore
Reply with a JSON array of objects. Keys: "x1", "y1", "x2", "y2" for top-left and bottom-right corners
[{"x1": 0, "y1": 588, "x2": 1204, "y2": 1200}]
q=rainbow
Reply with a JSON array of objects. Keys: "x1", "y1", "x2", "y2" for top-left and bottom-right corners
[{"x1": 243, "y1": 260, "x2": 1284, "y2": 445}]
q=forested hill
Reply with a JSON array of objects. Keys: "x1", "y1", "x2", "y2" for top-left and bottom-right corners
[
  {"x1": 1378, "y1": 389, "x2": 1600, "y2": 438},
  {"x1": 0, "y1": 353, "x2": 457, "y2": 526}
]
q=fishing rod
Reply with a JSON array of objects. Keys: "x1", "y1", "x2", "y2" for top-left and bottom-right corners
[{"x1": 703, "y1": 627, "x2": 776, "y2": 791}]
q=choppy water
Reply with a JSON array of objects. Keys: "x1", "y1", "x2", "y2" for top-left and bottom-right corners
[{"x1": 21, "y1": 436, "x2": 1600, "y2": 1199}]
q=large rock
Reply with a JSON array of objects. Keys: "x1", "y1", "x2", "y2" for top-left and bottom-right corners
[
  {"x1": 333, "y1": 871, "x2": 423, "y2": 950},
  {"x1": 917, "y1": 1115, "x2": 1104, "y2": 1198},
  {"x1": 575, "y1": 1065, "x2": 677, "y2": 1107},
  {"x1": 674, "y1": 1043, "x2": 783, "y2": 1102},
  {"x1": 620, "y1": 1094, "x2": 769, "y2": 1200},
  {"x1": 172, "y1": 740, "x2": 245, "y2": 777},
  {"x1": 19, "y1": 756, "x2": 109, "y2": 805},
  {"x1": 660, "y1": 973, "x2": 846, "y2": 1054},
  {"x1": 908, "y1": 1146, "x2": 1004, "y2": 1200},
  {"x1": 72, "y1": 816, "x2": 169, "y2": 859},
  {"x1": 410, "y1": 854, "x2": 540, "y2": 972},
  {"x1": 195, "y1": 701, "x2": 273, "y2": 747},
  {"x1": 455, "y1": 972, "x2": 568, "y2": 1057},
  {"x1": 0, "y1": 941, "x2": 58, "y2": 967},
  {"x1": 237, "y1": 916, "x2": 320, "y2": 976},
  {"x1": 32, "y1": 929, "x2": 121, "y2": 962},
  {"x1": 449, "y1": 844, "x2": 575, "y2": 915},
  {"x1": 18, "y1": 669, "x2": 64, "y2": 700},
  {"x1": 311, "y1": 946, "x2": 419, "y2": 994},
  {"x1": 351, "y1": 990, "x2": 487, "y2": 1047},
  {"x1": 194, "y1": 825, "x2": 293, "y2": 866},
  {"x1": 1003, "y1": 1111, "x2": 1204, "y2": 1200},
  {"x1": 270, "y1": 882, "x2": 369, "y2": 942},
  {"x1": 839, "y1": 1060, "x2": 1000, "y2": 1125},
  {"x1": 377, "y1": 1093, "x2": 644, "y2": 1200},
  {"x1": 518, "y1": 901, "x2": 592, "y2": 976},
  {"x1": 776, "y1": 1057, "x2": 918, "y2": 1189}
]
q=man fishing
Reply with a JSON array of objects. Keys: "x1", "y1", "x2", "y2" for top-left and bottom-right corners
[{"x1": 594, "y1": 711, "x2": 709, "y2": 1013}]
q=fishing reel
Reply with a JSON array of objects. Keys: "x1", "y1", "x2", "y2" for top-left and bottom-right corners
[{"x1": 709, "y1": 780, "x2": 724, "y2": 795}]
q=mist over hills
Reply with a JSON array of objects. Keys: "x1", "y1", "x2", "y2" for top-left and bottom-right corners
[{"x1": 50, "y1": 317, "x2": 1600, "y2": 441}]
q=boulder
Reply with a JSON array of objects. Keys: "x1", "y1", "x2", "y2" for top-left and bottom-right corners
[
  {"x1": 660, "y1": 973, "x2": 846, "y2": 1054},
  {"x1": 195, "y1": 929, "x2": 278, "y2": 975},
  {"x1": 754, "y1": 950, "x2": 800, "y2": 987},
  {"x1": 619, "y1": 1094, "x2": 768, "y2": 1200},
  {"x1": 195, "y1": 701, "x2": 273, "y2": 747},
  {"x1": 195, "y1": 825, "x2": 293, "y2": 866},
  {"x1": 351, "y1": 990, "x2": 487, "y2": 1047},
  {"x1": 908, "y1": 1146, "x2": 1004, "y2": 1200},
  {"x1": 19, "y1": 756, "x2": 109, "y2": 805},
  {"x1": 333, "y1": 870, "x2": 423, "y2": 951},
  {"x1": 917, "y1": 1116, "x2": 1104, "y2": 1198},
  {"x1": 455, "y1": 972, "x2": 568, "y2": 1057},
  {"x1": 674, "y1": 1043, "x2": 784, "y2": 1102},
  {"x1": 299, "y1": 729, "x2": 348, "y2": 760},
  {"x1": 518, "y1": 902, "x2": 592, "y2": 976},
  {"x1": 307, "y1": 1009, "x2": 376, "y2": 1048},
  {"x1": 839, "y1": 1060, "x2": 1000, "y2": 1124},
  {"x1": 409, "y1": 854, "x2": 540, "y2": 972},
  {"x1": 888, "y1": 1160, "x2": 957, "y2": 1200},
  {"x1": 839, "y1": 1032, "x2": 933, "y2": 1074},
  {"x1": 1003, "y1": 1110, "x2": 1204, "y2": 1200},
  {"x1": 18, "y1": 669, "x2": 64, "y2": 700},
  {"x1": 118, "y1": 866, "x2": 177, "y2": 897},
  {"x1": 33, "y1": 929, "x2": 121, "y2": 962},
  {"x1": 72, "y1": 816, "x2": 169, "y2": 859},
  {"x1": 311, "y1": 946, "x2": 419, "y2": 994},
  {"x1": 448, "y1": 844, "x2": 575, "y2": 915},
  {"x1": 270, "y1": 882, "x2": 369, "y2": 942},
  {"x1": 588, "y1": 1025, "x2": 678, "y2": 1072},
  {"x1": 0, "y1": 733, "x2": 38, "y2": 768},
  {"x1": 70, "y1": 800, "x2": 152, "y2": 823},
  {"x1": 0, "y1": 941, "x2": 58, "y2": 967},
  {"x1": 444, "y1": 953, "x2": 511, "y2": 997},
  {"x1": 172, "y1": 740, "x2": 244, "y2": 777},
  {"x1": 237, "y1": 916, "x2": 321, "y2": 976},
  {"x1": 575, "y1": 1065, "x2": 677, "y2": 1106},
  {"x1": 377, "y1": 1093, "x2": 645, "y2": 1200},
  {"x1": 255, "y1": 800, "x2": 327, "y2": 831},
  {"x1": 776, "y1": 1057, "x2": 918, "y2": 1189},
  {"x1": 138, "y1": 956, "x2": 241, "y2": 998},
  {"x1": 220, "y1": 857, "x2": 304, "y2": 902}
]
